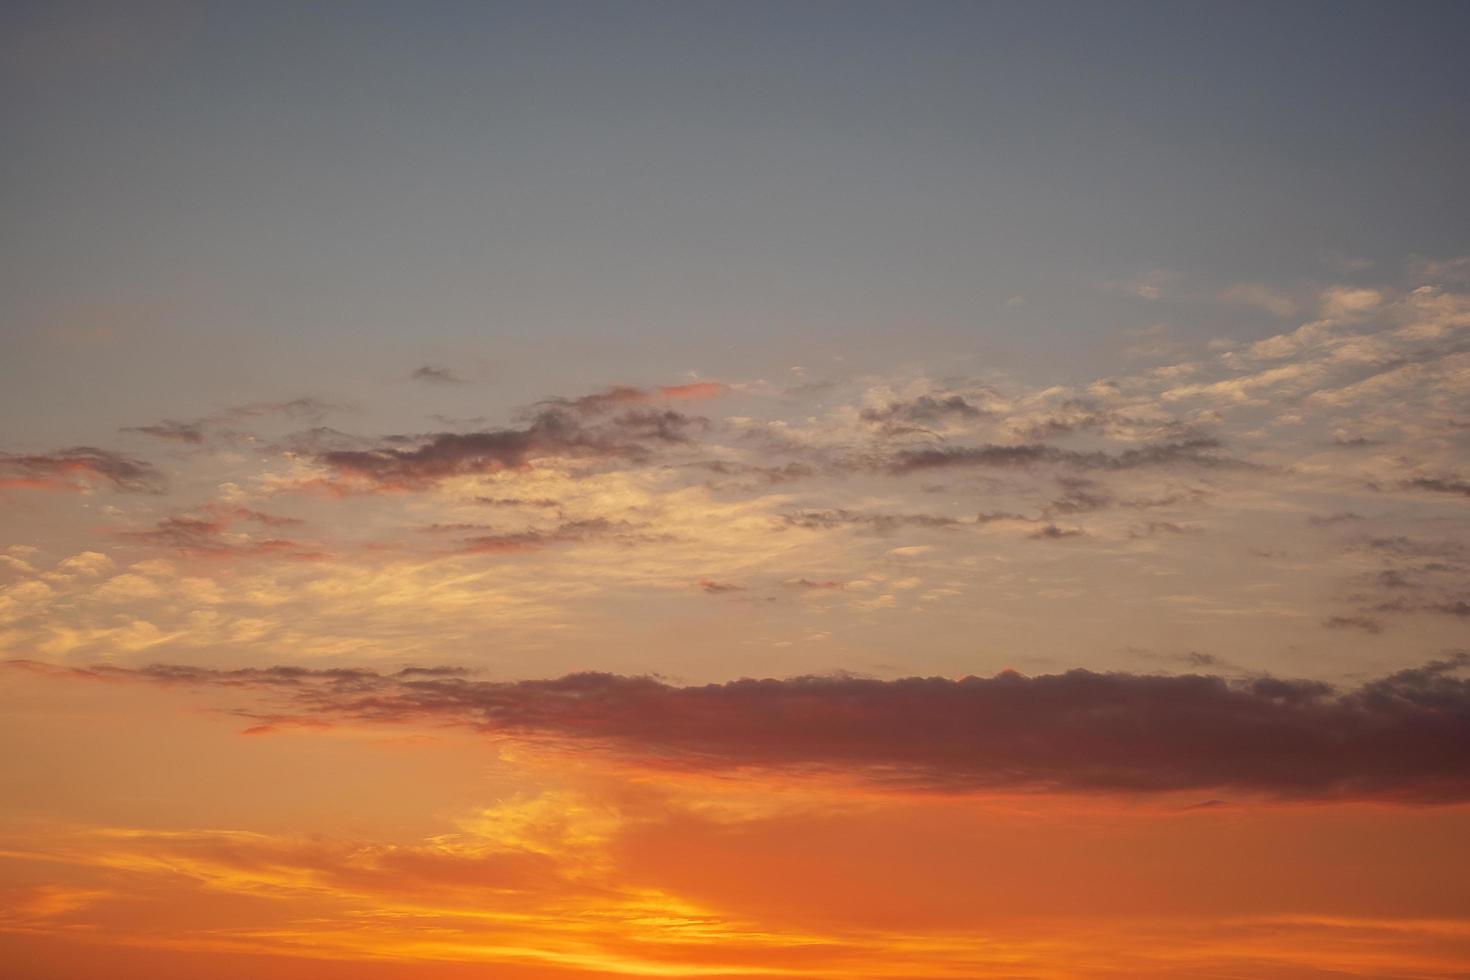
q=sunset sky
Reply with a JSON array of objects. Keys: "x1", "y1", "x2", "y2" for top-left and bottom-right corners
[{"x1": 4, "y1": 2, "x2": 1470, "y2": 978}]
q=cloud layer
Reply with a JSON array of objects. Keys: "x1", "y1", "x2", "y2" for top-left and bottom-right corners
[{"x1": 18, "y1": 655, "x2": 1470, "y2": 803}]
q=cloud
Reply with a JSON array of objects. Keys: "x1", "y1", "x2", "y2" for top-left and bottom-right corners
[
  {"x1": 54, "y1": 551, "x2": 114, "y2": 577},
  {"x1": 1323, "y1": 615, "x2": 1382, "y2": 634},
  {"x1": 0, "y1": 447, "x2": 165, "y2": 493},
  {"x1": 974, "y1": 510, "x2": 1030, "y2": 525},
  {"x1": 476, "y1": 496, "x2": 561, "y2": 509},
  {"x1": 457, "y1": 518, "x2": 633, "y2": 555},
  {"x1": 883, "y1": 438, "x2": 1238, "y2": 476},
  {"x1": 120, "y1": 505, "x2": 317, "y2": 559},
  {"x1": 211, "y1": 505, "x2": 303, "y2": 528},
  {"x1": 860, "y1": 395, "x2": 989, "y2": 429},
  {"x1": 217, "y1": 397, "x2": 337, "y2": 423},
  {"x1": 411, "y1": 364, "x2": 466, "y2": 384},
  {"x1": 884, "y1": 443, "x2": 1064, "y2": 474},
  {"x1": 1408, "y1": 254, "x2": 1470, "y2": 285},
  {"x1": 658, "y1": 381, "x2": 730, "y2": 401},
  {"x1": 1044, "y1": 478, "x2": 1113, "y2": 516},
  {"x1": 18, "y1": 656, "x2": 1470, "y2": 804},
  {"x1": 781, "y1": 509, "x2": 963, "y2": 533},
  {"x1": 1319, "y1": 286, "x2": 1384, "y2": 318},
  {"x1": 120, "y1": 419, "x2": 206, "y2": 444},
  {"x1": 313, "y1": 404, "x2": 707, "y2": 492},
  {"x1": 123, "y1": 397, "x2": 339, "y2": 446},
  {"x1": 1373, "y1": 597, "x2": 1470, "y2": 619},
  {"x1": 1358, "y1": 535, "x2": 1464, "y2": 562},
  {"x1": 541, "y1": 382, "x2": 730, "y2": 416},
  {"x1": 1028, "y1": 524, "x2": 1085, "y2": 540},
  {"x1": 1404, "y1": 477, "x2": 1470, "y2": 499},
  {"x1": 1011, "y1": 405, "x2": 1128, "y2": 441},
  {"x1": 697, "y1": 579, "x2": 744, "y2": 594}
]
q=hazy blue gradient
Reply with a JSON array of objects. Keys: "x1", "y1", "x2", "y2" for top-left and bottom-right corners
[{"x1": 4, "y1": 0, "x2": 1468, "y2": 443}]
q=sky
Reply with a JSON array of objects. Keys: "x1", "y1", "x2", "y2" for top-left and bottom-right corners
[{"x1": 2, "y1": 2, "x2": 1470, "y2": 977}]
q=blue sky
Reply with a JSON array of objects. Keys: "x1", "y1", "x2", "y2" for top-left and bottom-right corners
[{"x1": 5, "y1": 0, "x2": 1469, "y2": 442}]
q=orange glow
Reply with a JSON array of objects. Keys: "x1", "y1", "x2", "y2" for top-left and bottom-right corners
[{"x1": 3, "y1": 666, "x2": 1469, "y2": 978}]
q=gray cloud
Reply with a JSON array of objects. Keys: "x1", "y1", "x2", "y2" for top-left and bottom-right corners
[
  {"x1": 16, "y1": 655, "x2": 1470, "y2": 803},
  {"x1": 0, "y1": 447, "x2": 166, "y2": 494},
  {"x1": 316, "y1": 404, "x2": 707, "y2": 491},
  {"x1": 782, "y1": 509, "x2": 963, "y2": 533},
  {"x1": 411, "y1": 365, "x2": 466, "y2": 384},
  {"x1": 882, "y1": 437, "x2": 1240, "y2": 476},
  {"x1": 1404, "y1": 477, "x2": 1470, "y2": 499}
]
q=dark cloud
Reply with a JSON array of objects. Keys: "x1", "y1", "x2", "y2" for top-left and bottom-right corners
[
  {"x1": 1010, "y1": 403, "x2": 1201, "y2": 443},
  {"x1": 1404, "y1": 477, "x2": 1470, "y2": 499},
  {"x1": 608, "y1": 408, "x2": 708, "y2": 444},
  {"x1": 419, "y1": 523, "x2": 496, "y2": 533},
  {"x1": 1015, "y1": 416, "x2": 1109, "y2": 441},
  {"x1": 18, "y1": 655, "x2": 1470, "y2": 803},
  {"x1": 122, "y1": 419, "x2": 206, "y2": 444},
  {"x1": 1362, "y1": 536, "x2": 1460, "y2": 557},
  {"x1": 1126, "y1": 650, "x2": 1244, "y2": 673},
  {"x1": 886, "y1": 443, "x2": 1060, "y2": 474},
  {"x1": 1029, "y1": 524, "x2": 1085, "y2": 540},
  {"x1": 975, "y1": 511, "x2": 1030, "y2": 525},
  {"x1": 860, "y1": 395, "x2": 989, "y2": 435},
  {"x1": 1375, "y1": 570, "x2": 1415, "y2": 589},
  {"x1": 411, "y1": 365, "x2": 466, "y2": 385},
  {"x1": 125, "y1": 398, "x2": 340, "y2": 448},
  {"x1": 1044, "y1": 478, "x2": 1113, "y2": 516},
  {"x1": 1373, "y1": 597, "x2": 1470, "y2": 619},
  {"x1": 275, "y1": 427, "x2": 376, "y2": 455},
  {"x1": 0, "y1": 447, "x2": 165, "y2": 494},
  {"x1": 121, "y1": 506, "x2": 319, "y2": 559},
  {"x1": 782, "y1": 509, "x2": 963, "y2": 533},
  {"x1": 318, "y1": 430, "x2": 545, "y2": 487},
  {"x1": 457, "y1": 517, "x2": 631, "y2": 555},
  {"x1": 475, "y1": 496, "x2": 561, "y2": 509},
  {"x1": 1128, "y1": 521, "x2": 1200, "y2": 538},
  {"x1": 314, "y1": 405, "x2": 707, "y2": 491},
  {"x1": 1011, "y1": 404, "x2": 1121, "y2": 441},
  {"x1": 883, "y1": 437, "x2": 1238, "y2": 476},
  {"x1": 1356, "y1": 536, "x2": 1467, "y2": 567}
]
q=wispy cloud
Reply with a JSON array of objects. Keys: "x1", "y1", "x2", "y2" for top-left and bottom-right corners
[
  {"x1": 410, "y1": 364, "x2": 466, "y2": 384},
  {"x1": 0, "y1": 447, "x2": 165, "y2": 493}
]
